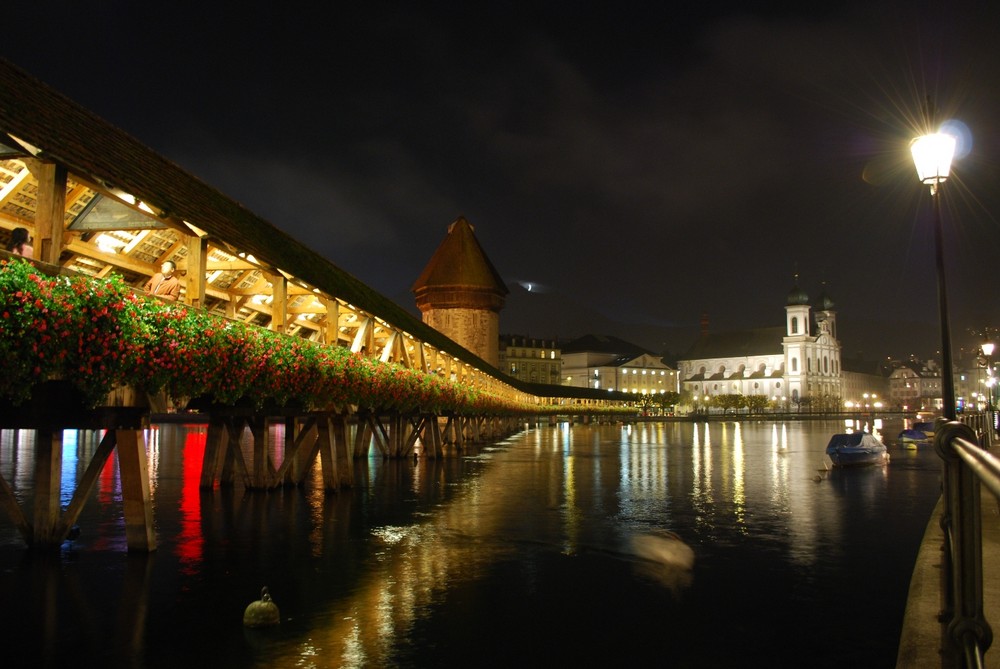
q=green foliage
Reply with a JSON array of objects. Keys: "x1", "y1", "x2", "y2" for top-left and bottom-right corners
[
  {"x1": 745, "y1": 395, "x2": 770, "y2": 414},
  {"x1": 710, "y1": 393, "x2": 747, "y2": 414}
]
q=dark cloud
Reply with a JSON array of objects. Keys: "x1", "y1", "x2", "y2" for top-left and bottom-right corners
[{"x1": 4, "y1": 1, "x2": 1000, "y2": 359}]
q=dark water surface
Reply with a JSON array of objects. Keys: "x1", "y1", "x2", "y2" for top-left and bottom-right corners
[{"x1": 0, "y1": 418, "x2": 941, "y2": 668}]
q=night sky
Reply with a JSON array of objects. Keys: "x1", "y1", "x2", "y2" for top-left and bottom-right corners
[{"x1": 4, "y1": 1, "x2": 1000, "y2": 362}]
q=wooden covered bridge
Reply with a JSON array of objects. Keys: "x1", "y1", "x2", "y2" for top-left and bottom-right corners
[{"x1": 0, "y1": 58, "x2": 637, "y2": 552}]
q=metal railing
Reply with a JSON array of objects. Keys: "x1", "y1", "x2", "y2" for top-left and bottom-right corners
[{"x1": 936, "y1": 413, "x2": 998, "y2": 668}]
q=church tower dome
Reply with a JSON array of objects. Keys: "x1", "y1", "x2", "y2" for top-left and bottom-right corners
[
  {"x1": 412, "y1": 216, "x2": 508, "y2": 367},
  {"x1": 786, "y1": 279, "x2": 810, "y2": 306},
  {"x1": 784, "y1": 274, "x2": 811, "y2": 337}
]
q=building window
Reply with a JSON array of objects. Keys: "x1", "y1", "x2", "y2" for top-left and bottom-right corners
[{"x1": 791, "y1": 317, "x2": 799, "y2": 334}]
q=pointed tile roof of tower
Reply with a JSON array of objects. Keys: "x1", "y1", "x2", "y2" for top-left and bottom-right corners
[{"x1": 411, "y1": 216, "x2": 508, "y2": 302}]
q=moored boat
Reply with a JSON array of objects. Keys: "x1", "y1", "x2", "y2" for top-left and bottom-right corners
[
  {"x1": 826, "y1": 432, "x2": 889, "y2": 467},
  {"x1": 898, "y1": 421, "x2": 935, "y2": 448}
]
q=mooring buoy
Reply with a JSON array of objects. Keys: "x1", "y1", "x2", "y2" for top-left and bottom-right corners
[{"x1": 243, "y1": 586, "x2": 280, "y2": 628}]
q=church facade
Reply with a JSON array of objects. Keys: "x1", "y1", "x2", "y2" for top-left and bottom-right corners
[{"x1": 677, "y1": 280, "x2": 843, "y2": 410}]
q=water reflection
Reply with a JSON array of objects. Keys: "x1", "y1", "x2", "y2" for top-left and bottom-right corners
[{"x1": 0, "y1": 418, "x2": 941, "y2": 668}]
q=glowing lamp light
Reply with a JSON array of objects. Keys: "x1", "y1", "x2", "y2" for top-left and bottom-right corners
[
  {"x1": 910, "y1": 132, "x2": 956, "y2": 191},
  {"x1": 982, "y1": 341, "x2": 995, "y2": 357}
]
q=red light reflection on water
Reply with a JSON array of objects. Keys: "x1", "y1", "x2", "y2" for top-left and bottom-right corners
[
  {"x1": 177, "y1": 430, "x2": 206, "y2": 572},
  {"x1": 98, "y1": 431, "x2": 118, "y2": 504}
]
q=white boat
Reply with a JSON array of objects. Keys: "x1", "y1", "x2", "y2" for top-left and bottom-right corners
[{"x1": 825, "y1": 432, "x2": 889, "y2": 467}]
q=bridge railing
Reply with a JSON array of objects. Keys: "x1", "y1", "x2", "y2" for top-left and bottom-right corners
[{"x1": 934, "y1": 412, "x2": 998, "y2": 667}]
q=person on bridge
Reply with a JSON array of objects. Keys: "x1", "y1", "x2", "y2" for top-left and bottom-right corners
[
  {"x1": 6, "y1": 227, "x2": 33, "y2": 258},
  {"x1": 144, "y1": 260, "x2": 181, "y2": 301}
]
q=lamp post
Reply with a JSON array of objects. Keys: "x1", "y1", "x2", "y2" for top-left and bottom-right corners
[
  {"x1": 911, "y1": 125, "x2": 957, "y2": 419},
  {"x1": 982, "y1": 340, "x2": 995, "y2": 411}
]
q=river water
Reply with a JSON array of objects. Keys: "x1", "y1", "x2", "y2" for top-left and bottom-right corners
[{"x1": 0, "y1": 417, "x2": 941, "y2": 668}]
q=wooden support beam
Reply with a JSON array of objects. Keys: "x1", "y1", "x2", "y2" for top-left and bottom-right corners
[
  {"x1": 0, "y1": 456, "x2": 31, "y2": 542},
  {"x1": 273, "y1": 416, "x2": 318, "y2": 485},
  {"x1": 184, "y1": 234, "x2": 207, "y2": 308},
  {"x1": 30, "y1": 161, "x2": 67, "y2": 264},
  {"x1": 117, "y1": 429, "x2": 157, "y2": 552},
  {"x1": 402, "y1": 415, "x2": 423, "y2": 457},
  {"x1": 367, "y1": 414, "x2": 390, "y2": 458},
  {"x1": 332, "y1": 414, "x2": 353, "y2": 488},
  {"x1": 248, "y1": 415, "x2": 276, "y2": 488},
  {"x1": 321, "y1": 297, "x2": 339, "y2": 346},
  {"x1": 32, "y1": 428, "x2": 63, "y2": 546},
  {"x1": 64, "y1": 239, "x2": 158, "y2": 275},
  {"x1": 224, "y1": 417, "x2": 252, "y2": 488},
  {"x1": 351, "y1": 317, "x2": 373, "y2": 355},
  {"x1": 353, "y1": 415, "x2": 372, "y2": 457},
  {"x1": 204, "y1": 260, "x2": 258, "y2": 271},
  {"x1": 57, "y1": 429, "x2": 118, "y2": 538},
  {"x1": 201, "y1": 415, "x2": 227, "y2": 488},
  {"x1": 315, "y1": 416, "x2": 339, "y2": 491},
  {"x1": 269, "y1": 272, "x2": 287, "y2": 333}
]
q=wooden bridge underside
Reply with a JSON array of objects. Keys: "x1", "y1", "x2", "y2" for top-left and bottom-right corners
[{"x1": 0, "y1": 403, "x2": 525, "y2": 554}]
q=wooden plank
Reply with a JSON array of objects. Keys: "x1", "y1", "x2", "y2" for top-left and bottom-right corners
[{"x1": 116, "y1": 429, "x2": 157, "y2": 552}]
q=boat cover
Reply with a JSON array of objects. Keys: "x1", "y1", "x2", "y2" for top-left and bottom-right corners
[{"x1": 825, "y1": 432, "x2": 883, "y2": 452}]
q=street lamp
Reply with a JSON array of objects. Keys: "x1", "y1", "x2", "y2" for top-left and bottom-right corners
[
  {"x1": 911, "y1": 124, "x2": 957, "y2": 419},
  {"x1": 982, "y1": 340, "x2": 995, "y2": 411}
]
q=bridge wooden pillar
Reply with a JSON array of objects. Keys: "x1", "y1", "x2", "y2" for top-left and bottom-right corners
[
  {"x1": 315, "y1": 415, "x2": 340, "y2": 490},
  {"x1": 117, "y1": 429, "x2": 157, "y2": 551},
  {"x1": 0, "y1": 386, "x2": 154, "y2": 553},
  {"x1": 292, "y1": 417, "x2": 320, "y2": 484},
  {"x1": 32, "y1": 428, "x2": 63, "y2": 546},
  {"x1": 249, "y1": 415, "x2": 277, "y2": 488},
  {"x1": 332, "y1": 414, "x2": 353, "y2": 487}
]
